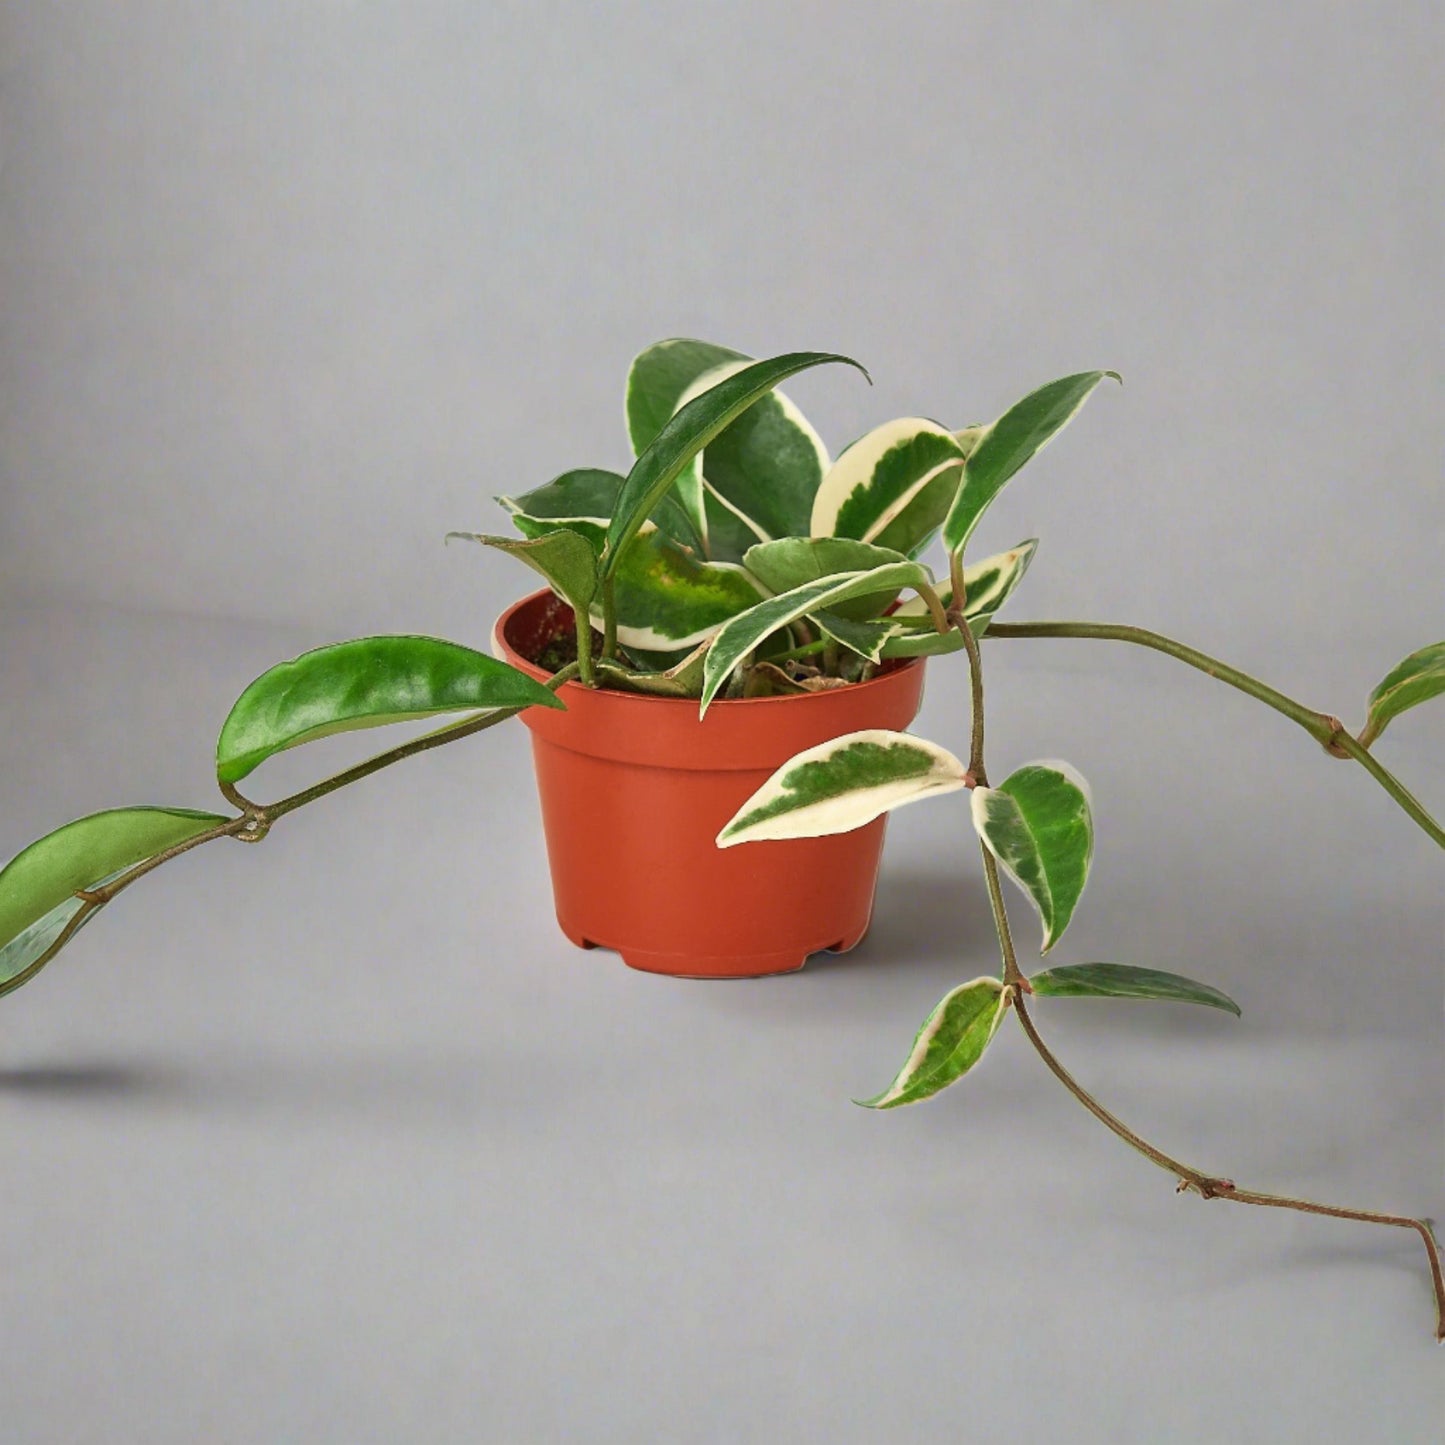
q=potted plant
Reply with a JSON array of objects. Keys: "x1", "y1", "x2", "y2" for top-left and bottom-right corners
[{"x1": 1, "y1": 339, "x2": 1440, "y2": 1337}]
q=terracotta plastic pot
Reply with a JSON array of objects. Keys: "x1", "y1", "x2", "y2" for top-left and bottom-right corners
[{"x1": 494, "y1": 590, "x2": 927, "y2": 978}]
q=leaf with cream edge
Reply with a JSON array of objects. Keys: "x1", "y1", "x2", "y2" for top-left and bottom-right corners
[
  {"x1": 811, "y1": 418, "x2": 968, "y2": 557},
  {"x1": 499, "y1": 468, "x2": 702, "y2": 556},
  {"x1": 699, "y1": 560, "x2": 935, "y2": 714},
  {"x1": 881, "y1": 540, "x2": 1039, "y2": 658},
  {"x1": 744, "y1": 537, "x2": 910, "y2": 619},
  {"x1": 856, "y1": 977, "x2": 1009, "y2": 1108},
  {"x1": 216, "y1": 636, "x2": 562, "y2": 785},
  {"x1": 626, "y1": 340, "x2": 832, "y2": 561},
  {"x1": 971, "y1": 761, "x2": 1094, "y2": 954},
  {"x1": 1030, "y1": 963, "x2": 1241, "y2": 1017},
  {"x1": 604, "y1": 351, "x2": 867, "y2": 577},
  {"x1": 1359, "y1": 641, "x2": 1445, "y2": 747},
  {"x1": 811, "y1": 610, "x2": 905, "y2": 664},
  {"x1": 0, "y1": 810, "x2": 224, "y2": 994},
  {"x1": 716, "y1": 730, "x2": 969, "y2": 847},
  {"x1": 446, "y1": 529, "x2": 598, "y2": 614},
  {"x1": 941, "y1": 372, "x2": 1119, "y2": 557}
]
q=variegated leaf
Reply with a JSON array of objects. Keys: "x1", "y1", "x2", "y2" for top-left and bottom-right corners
[
  {"x1": 971, "y1": 761, "x2": 1094, "y2": 954},
  {"x1": 605, "y1": 524, "x2": 767, "y2": 651},
  {"x1": 447, "y1": 529, "x2": 598, "y2": 614},
  {"x1": 880, "y1": 540, "x2": 1039, "y2": 659},
  {"x1": 811, "y1": 418, "x2": 968, "y2": 557},
  {"x1": 941, "y1": 372, "x2": 1118, "y2": 556},
  {"x1": 700, "y1": 561, "x2": 935, "y2": 713},
  {"x1": 717, "y1": 729, "x2": 969, "y2": 847},
  {"x1": 812, "y1": 610, "x2": 905, "y2": 663},
  {"x1": 599, "y1": 639, "x2": 712, "y2": 698},
  {"x1": 743, "y1": 537, "x2": 910, "y2": 620},
  {"x1": 856, "y1": 977, "x2": 1009, "y2": 1108},
  {"x1": 1359, "y1": 641, "x2": 1445, "y2": 747},
  {"x1": 499, "y1": 467, "x2": 702, "y2": 555},
  {"x1": 1030, "y1": 963, "x2": 1241, "y2": 1017}
]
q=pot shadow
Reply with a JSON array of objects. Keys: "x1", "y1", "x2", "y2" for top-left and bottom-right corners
[{"x1": 0, "y1": 1061, "x2": 184, "y2": 1102}]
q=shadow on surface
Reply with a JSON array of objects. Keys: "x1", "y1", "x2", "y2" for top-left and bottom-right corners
[
  {"x1": 816, "y1": 869, "x2": 999, "y2": 973},
  {"x1": 0, "y1": 1062, "x2": 183, "y2": 1101}
]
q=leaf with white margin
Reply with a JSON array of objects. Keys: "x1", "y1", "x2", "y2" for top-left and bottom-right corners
[
  {"x1": 971, "y1": 761, "x2": 1094, "y2": 954},
  {"x1": 856, "y1": 977, "x2": 1009, "y2": 1108},
  {"x1": 811, "y1": 418, "x2": 968, "y2": 557},
  {"x1": 1030, "y1": 963, "x2": 1241, "y2": 1017},
  {"x1": 1359, "y1": 641, "x2": 1445, "y2": 747},
  {"x1": 811, "y1": 610, "x2": 905, "y2": 663},
  {"x1": 880, "y1": 540, "x2": 1040, "y2": 658},
  {"x1": 605, "y1": 524, "x2": 767, "y2": 651},
  {"x1": 717, "y1": 729, "x2": 969, "y2": 847},
  {"x1": 447, "y1": 529, "x2": 598, "y2": 614},
  {"x1": 941, "y1": 372, "x2": 1118, "y2": 556},
  {"x1": 499, "y1": 467, "x2": 702, "y2": 556},
  {"x1": 700, "y1": 561, "x2": 934, "y2": 713},
  {"x1": 744, "y1": 537, "x2": 910, "y2": 620},
  {"x1": 672, "y1": 358, "x2": 832, "y2": 561}
]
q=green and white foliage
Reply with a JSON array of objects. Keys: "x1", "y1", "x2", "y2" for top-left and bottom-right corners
[
  {"x1": 811, "y1": 610, "x2": 905, "y2": 664},
  {"x1": 811, "y1": 418, "x2": 968, "y2": 558},
  {"x1": 1030, "y1": 962, "x2": 1241, "y2": 1017},
  {"x1": 942, "y1": 371, "x2": 1118, "y2": 557},
  {"x1": 1359, "y1": 641, "x2": 1445, "y2": 747},
  {"x1": 699, "y1": 560, "x2": 935, "y2": 713},
  {"x1": 499, "y1": 468, "x2": 701, "y2": 555},
  {"x1": 857, "y1": 977, "x2": 1010, "y2": 1108},
  {"x1": 627, "y1": 340, "x2": 831, "y2": 562},
  {"x1": 216, "y1": 637, "x2": 562, "y2": 785},
  {"x1": 743, "y1": 537, "x2": 911, "y2": 619},
  {"x1": 449, "y1": 529, "x2": 599, "y2": 615},
  {"x1": 717, "y1": 729, "x2": 969, "y2": 846},
  {"x1": 880, "y1": 540, "x2": 1039, "y2": 659},
  {"x1": 971, "y1": 761, "x2": 1094, "y2": 954},
  {"x1": 0, "y1": 810, "x2": 224, "y2": 994}
]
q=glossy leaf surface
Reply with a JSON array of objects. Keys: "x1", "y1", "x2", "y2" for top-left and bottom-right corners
[
  {"x1": 604, "y1": 351, "x2": 865, "y2": 575},
  {"x1": 857, "y1": 977, "x2": 1009, "y2": 1108},
  {"x1": 1030, "y1": 963, "x2": 1241, "y2": 1016},
  {"x1": 217, "y1": 636, "x2": 562, "y2": 784},
  {"x1": 941, "y1": 371, "x2": 1117, "y2": 556},
  {"x1": 744, "y1": 537, "x2": 909, "y2": 620},
  {"x1": 1360, "y1": 641, "x2": 1445, "y2": 746},
  {"x1": 500, "y1": 467, "x2": 702, "y2": 555},
  {"x1": 718, "y1": 729, "x2": 969, "y2": 846},
  {"x1": 811, "y1": 610, "x2": 905, "y2": 663},
  {"x1": 972, "y1": 761, "x2": 1094, "y2": 953},
  {"x1": 880, "y1": 541, "x2": 1039, "y2": 658}
]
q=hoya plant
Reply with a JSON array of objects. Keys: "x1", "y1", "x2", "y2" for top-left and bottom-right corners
[{"x1": 2, "y1": 340, "x2": 1441, "y2": 1337}]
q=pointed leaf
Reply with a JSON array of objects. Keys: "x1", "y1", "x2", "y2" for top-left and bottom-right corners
[
  {"x1": 499, "y1": 467, "x2": 702, "y2": 555},
  {"x1": 857, "y1": 978, "x2": 1009, "y2": 1108},
  {"x1": 447, "y1": 529, "x2": 598, "y2": 613},
  {"x1": 604, "y1": 351, "x2": 867, "y2": 576},
  {"x1": 0, "y1": 809, "x2": 224, "y2": 987},
  {"x1": 605, "y1": 524, "x2": 767, "y2": 650},
  {"x1": 700, "y1": 561, "x2": 933, "y2": 713},
  {"x1": 1359, "y1": 642, "x2": 1445, "y2": 746},
  {"x1": 0, "y1": 892, "x2": 110, "y2": 998},
  {"x1": 811, "y1": 418, "x2": 967, "y2": 557},
  {"x1": 597, "y1": 639, "x2": 711, "y2": 698},
  {"x1": 880, "y1": 541, "x2": 1040, "y2": 658},
  {"x1": 971, "y1": 761, "x2": 1094, "y2": 953},
  {"x1": 811, "y1": 610, "x2": 905, "y2": 664},
  {"x1": 626, "y1": 338, "x2": 745, "y2": 456},
  {"x1": 217, "y1": 636, "x2": 562, "y2": 784},
  {"x1": 744, "y1": 537, "x2": 909, "y2": 620},
  {"x1": 717, "y1": 729, "x2": 968, "y2": 846},
  {"x1": 942, "y1": 372, "x2": 1118, "y2": 556},
  {"x1": 1030, "y1": 963, "x2": 1241, "y2": 1016}
]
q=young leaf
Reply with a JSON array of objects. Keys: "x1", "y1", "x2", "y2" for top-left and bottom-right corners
[
  {"x1": 971, "y1": 761, "x2": 1094, "y2": 953},
  {"x1": 717, "y1": 730, "x2": 969, "y2": 846},
  {"x1": 604, "y1": 351, "x2": 867, "y2": 577},
  {"x1": 606, "y1": 525, "x2": 767, "y2": 650},
  {"x1": 499, "y1": 467, "x2": 702, "y2": 555},
  {"x1": 811, "y1": 610, "x2": 905, "y2": 664},
  {"x1": 217, "y1": 636, "x2": 563, "y2": 784},
  {"x1": 811, "y1": 418, "x2": 969, "y2": 557},
  {"x1": 700, "y1": 560, "x2": 934, "y2": 713},
  {"x1": 0, "y1": 809, "x2": 225, "y2": 990},
  {"x1": 941, "y1": 372, "x2": 1118, "y2": 556},
  {"x1": 1030, "y1": 962, "x2": 1241, "y2": 1017},
  {"x1": 856, "y1": 977, "x2": 1009, "y2": 1108},
  {"x1": 743, "y1": 537, "x2": 909, "y2": 619},
  {"x1": 447, "y1": 530, "x2": 598, "y2": 614},
  {"x1": 1359, "y1": 642, "x2": 1445, "y2": 747}
]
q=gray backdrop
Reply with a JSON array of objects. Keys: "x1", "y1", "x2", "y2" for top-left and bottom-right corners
[{"x1": 1, "y1": 4, "x2": 1441, "y2": 1442}]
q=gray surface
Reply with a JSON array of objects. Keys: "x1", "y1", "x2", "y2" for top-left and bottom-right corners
[{"x1": 1, "y1": 602, "x2": 1441, "y2": 1442}]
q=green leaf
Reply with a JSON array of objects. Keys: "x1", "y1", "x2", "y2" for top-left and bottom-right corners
[
  {"x1": 499, "y1": 468, "x2": 702, "y2": 555},
  {"x1": 606, "y1": 525, "x2": 767, "y2": 650},
  {"x1": 743, "y1": 537, "x2": 909, "y2": 620},
  {"x1": 626, "y1": 339, "x2": 746, "y2": 456},
  {"x1": 717, "y1": 729, "x2": 969, "y2": 846},
  {"x1": 0, "y1": 893, "x2": 108, "y2": 998},
  {"x1": 811, "y1": 417, "x2": 969, "y2": 557},
  {"x1": 597, "y1": 639, "x2": 711, "y2": 698},
  {"x1": 971, "y1": 761, "x2": 1094, "y2": 953},
  {"x1": 857, "y1": 977, "x2": 1009, "y2": 1108},
  {"x1": 1030, "y1": 963, "x2": 1241, "y2": 1017},
  {"x1": 216, "y1": 636, "x2": 562, "y2": 784},
  {"x1": 700, "y1": 560, "x2": 934, "y2": 713},
  {"x1": 447, "y1": 529, "x2": 598, "y2": 614},
  {"x1": 604, "y1": 351, "x2": 867, "y2": 577},
  {"x1": 941, "y1": 372, "x2": 1118, "y2": 556},
  {"x1": 1360, "y1": 641, "x2": 1445, "y2": 746},
  {"x1": 880, "y1": 540, "x2": 1039, "y2": 659},
  {"x1": 811, "y1": 610, "x2": 905, "y2": 663},
  {"x1": 0, "y1": 809, "x2": 224, "y2": 991}
]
